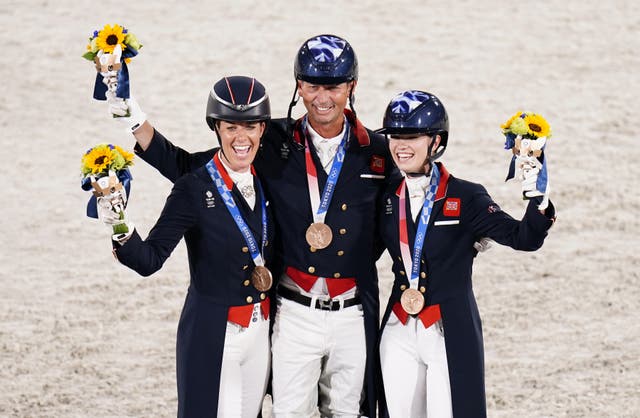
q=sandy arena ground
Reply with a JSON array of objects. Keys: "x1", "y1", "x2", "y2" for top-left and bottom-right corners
[{"x1": 1, "y1": 0, "x2": 639, "y2": 416}]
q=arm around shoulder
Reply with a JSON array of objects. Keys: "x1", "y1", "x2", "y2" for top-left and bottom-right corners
[{"x1": 133, "y1": 127, "x2": 217, "y2": 183}]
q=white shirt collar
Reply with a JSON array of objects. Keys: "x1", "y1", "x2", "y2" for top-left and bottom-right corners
[
  {"x1": 306, "y1": 118, "x2": 347, "y2": 170},
  {"x1": 218, "y1": 152, "x2": 256, "y2": 209},
  {"x1": 306, "y1": 117, "x2": 347, "y2": 145},
  {"x1": 405, "y1": 173, "x2": 430, "y2": 191}
]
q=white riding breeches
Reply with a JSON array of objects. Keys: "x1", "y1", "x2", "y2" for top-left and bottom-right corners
[
  {"x1": 379, "y1": 313, "x2": 452, "y2": 418},
  {"x1": 217, "y1": 305, "x2": 270, "y2": 418},
  {"x1": 271, "y1": 296, "x2": 367, "y2": 418}
]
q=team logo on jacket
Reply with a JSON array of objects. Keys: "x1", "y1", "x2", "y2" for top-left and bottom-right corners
[
  {"x1": 443, "y1": 198, "x2": 460, "y2": 217},
  {"x1": 370, "y1": 155, "x2": 385, "y2": 173},
  {"x1": 385, "y1": 197, "x2": 393, "y2": 215},
  {"x1": 204, "y1": 190, "x2": 216, "y2": 208},
  {"x1": 280, "y1": 141, "x2": 290, "y2": 159}
]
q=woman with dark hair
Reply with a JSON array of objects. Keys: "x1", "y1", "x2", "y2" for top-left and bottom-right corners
[{"x1": 97, "y1": 76, "x2": 274, "y2": 417}]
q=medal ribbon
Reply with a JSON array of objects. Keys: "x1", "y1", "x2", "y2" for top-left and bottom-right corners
[
  {"x1": 303, "y1": 116, "x2": 350, "y2": 224},
  {"x1": 398, "y1": 165, "x2": 441, "y2": 289},
  {"x1": 206, "y1": 153, "x2": 268, "y2": 268}
]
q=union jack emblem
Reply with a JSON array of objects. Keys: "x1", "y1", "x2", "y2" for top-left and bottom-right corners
[
  {"x1": 390, "y1": 90, "x2": 431, "y2": 114},
  {"x1": 443, "y1": 198, "x2": 460, "y2": 217},
  {"x1": 307, "y1": 35, "x2": 346, "y2": 63},
  {"x1": 370, "y1": 155, "x2": 385, "y2": 173}
]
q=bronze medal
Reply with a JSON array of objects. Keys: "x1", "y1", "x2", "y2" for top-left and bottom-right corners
[
  {"x1": 400, "y1": 288, "x2": 425, "y2": 315},
  {"x1": 305, "y1": 222, "x2": 333, "y2": 250},
  {"x1": 251, "y1": 265, "x2": 273, "y2": 292}
]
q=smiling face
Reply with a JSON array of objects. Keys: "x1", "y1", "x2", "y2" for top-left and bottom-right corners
[
  {"x1": 297, "y1": 80, "x2": 355, "y2": 138},
  {"x1": 388, "y1": 133, "x2": 441, "y2": 174},
  {"x1": 216, "y1": 120, "x2": 266, "y2": 172}
]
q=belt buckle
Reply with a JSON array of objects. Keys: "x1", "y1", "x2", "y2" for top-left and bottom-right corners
[{"x1": 317, "y1": 297, "x2": 334, "y2": 311}]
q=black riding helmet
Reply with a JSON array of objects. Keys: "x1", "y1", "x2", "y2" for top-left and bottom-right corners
[{"x1": 206, "y1": 76, "x2": 271, "y2": 131}]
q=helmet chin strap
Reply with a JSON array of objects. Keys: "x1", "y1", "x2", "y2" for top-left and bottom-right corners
[
  {"x1": 405, "y1": 141, "x2": 437, "y2": 177},
  {"x1": 406, "y1": 171, "x2": 427, "y2": 178},
  {"x1": 286, "y1": 83, "x2": 300, "y2": 142},
  {"x1": 405, "y1": 162, "x2": 432, "y2": 178},
  {"x1": 428, "y1": 134, "x2": 446, "y2": 163},
  {"x1": 213, "y1": 122, "x2": 231, "y2": 163},
  {"x1": 348, "y1": 86, "x2": 357, "y2": 121}
]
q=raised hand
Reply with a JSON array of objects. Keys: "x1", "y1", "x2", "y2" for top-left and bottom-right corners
[{"x1": 93, "y1": 172, "x2": 135, "y2": 241}]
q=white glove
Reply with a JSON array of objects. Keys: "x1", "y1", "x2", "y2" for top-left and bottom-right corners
[
  {"x1": 518, "y1": 155, "x2": 550, "y2": 211},
  {"x1": 94, "y1": 173, "x2": 135, "y2": 242},
  {"x1": 473, "y1": 237, "x2": 493, "y2": 253},
  {"x1": 519, "y1": 156, "x2": 543, "y2": 197},
  {"x1": 97, "y1": 195, "x2": 123, "y2": 225},
  {"x1": 97, "y1": 196, "x2": 135, "y2": 242},
  {"x1": 97, "y1": 45, "x2": 146, "y2": 134},
  {"x1": 105, "y1": 93, "x2": 147, "y2": 134}
]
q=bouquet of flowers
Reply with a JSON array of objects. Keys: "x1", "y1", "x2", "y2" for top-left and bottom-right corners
[
  {"x1": 501, "y1": 111, "x2": 551, "y2": 198},
  {"x1": 80, "y1": 144, "x2": 134, "y2": 235},
  {"x1": 82, "y1": 24, "x2": 142, "y2": 103}
]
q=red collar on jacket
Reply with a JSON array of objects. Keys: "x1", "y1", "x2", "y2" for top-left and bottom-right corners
[
  {"x1": 395, "y1": 162, "x2": 450, "y2": 201},
  {"x1": 292, "y1": 109, "x2": 370, "y2": 147},
  {"x1": 213, "y1": 151, "x2": 257, "y2": 191}
]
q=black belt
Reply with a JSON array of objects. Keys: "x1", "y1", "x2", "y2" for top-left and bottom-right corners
[{"x1": 278, "y1": 286, "x2": 361, "y2": 311}]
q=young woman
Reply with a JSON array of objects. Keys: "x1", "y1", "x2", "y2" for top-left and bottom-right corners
[
  {"x1": 98, "y1": 76, "x2": 274, "y2": 417},
  {"x1": 375, "y1": 90, "x2": 556, "y2": 417}
]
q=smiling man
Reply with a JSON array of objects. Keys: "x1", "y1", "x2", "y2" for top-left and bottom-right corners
[{"x1": 297, "y1": 82, "x2": 351, "y2": 136}]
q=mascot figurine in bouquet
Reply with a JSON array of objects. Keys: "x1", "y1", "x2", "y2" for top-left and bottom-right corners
[
  {"x1": 501, "y1": 110, "x2": 552, "y2": 210},
  {"x1": 83, "y1": 24, "x2": 143, "y2": 124},
  {"x1": 80, "y1": 143, "x2": 134, "y2": 238}
]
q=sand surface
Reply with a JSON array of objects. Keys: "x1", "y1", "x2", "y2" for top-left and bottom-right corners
[{"x1": 1, "y1": 0, "x2": 639, "y2": 416}]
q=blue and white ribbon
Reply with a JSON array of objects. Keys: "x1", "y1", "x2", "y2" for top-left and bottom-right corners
[{"x1": 205, "y1": 156, "x2": 268, "y2": 268}]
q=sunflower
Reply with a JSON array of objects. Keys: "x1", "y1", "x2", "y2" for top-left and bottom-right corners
[
  {"x1": 524, "y1": 113, "x2": 551, "y2": 138},
  {"x1": 95, "y1": 24, "x2": 126, "y2": 54},
  {"x1": 82, "y1": 145, "x2": 113, "y2": 176}
]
